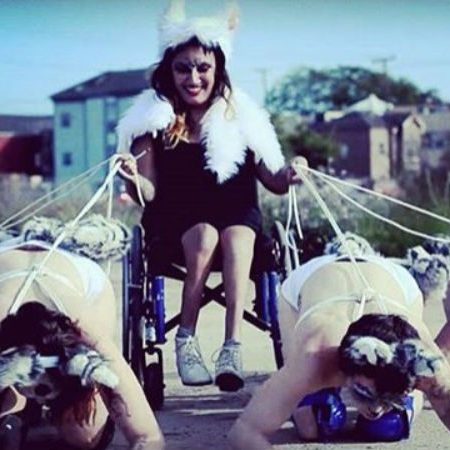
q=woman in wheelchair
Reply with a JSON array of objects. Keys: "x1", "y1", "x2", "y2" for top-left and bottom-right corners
[
  {"x1": 117, "y1": 1, "x2": 306, "y2": 391},
  {"x1": 229, "y1": 235, "x2": 450, "y2": 449},
  {"x1": 0, "y1": 217, "x2": 164, "y2": 450}
]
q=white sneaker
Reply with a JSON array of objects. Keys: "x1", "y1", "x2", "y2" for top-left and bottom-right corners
[
  {"x1": 175, "y1": 335, "x2": 212, "y2": 386},
  {"x1": 214, "y1": 342, "x2": 244, "y2": 392}
]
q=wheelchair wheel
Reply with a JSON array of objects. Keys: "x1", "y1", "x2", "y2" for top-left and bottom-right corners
[
  {"x1": 144, "y1": 362, "x2": 165, "y2": 411},
  {"x1": 123, "y1": 226, "x2": 146, "y2": 382}
]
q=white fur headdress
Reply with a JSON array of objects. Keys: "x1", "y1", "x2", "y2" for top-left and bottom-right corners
[
  {"x1": 324, "y1": 232, "x2": 376, "y2": 258},
  {"x1": 346, "y1": 336, "x2": 442, "y2": 378},
  {"x1": 116, "y1": 87, "x2": 285, "y2": 183},
  {"x1": 406, "y1": 244, "x2": 450, "y2": 301},
  {"x1": 159, "y1": 0, "x2": 239, "y2": 60}
]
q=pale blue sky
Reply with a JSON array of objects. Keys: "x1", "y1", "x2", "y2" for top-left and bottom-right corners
[{"x1": 1, "y1": 0, "x2": 450, "y2": 115}]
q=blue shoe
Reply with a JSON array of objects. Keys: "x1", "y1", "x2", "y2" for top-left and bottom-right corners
[
  {"x1": 298, "y1": 388, "x2": 347, "y2": 440},
  {"x1": 355, "y1": 395, "x2": 414, "y2": 442}
]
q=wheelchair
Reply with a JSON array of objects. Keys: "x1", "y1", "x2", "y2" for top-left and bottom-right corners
[{"x1": 121, "y1": 221, "x2": 301, "y2": 410}]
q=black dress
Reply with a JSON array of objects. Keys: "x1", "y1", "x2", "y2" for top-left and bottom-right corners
[{"x1": 142, "y1": 138, "x2": 262, "y2": 245}]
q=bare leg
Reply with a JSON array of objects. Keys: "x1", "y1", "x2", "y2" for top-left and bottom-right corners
[
  {"x1": 436, "y1": 286, "x2": 450, "y2": 356},
  {"x1": 220, "y1": 226, "x2": 256, "y2": 342},
  {"x1": 180, "y1": 223, "x2": 219, "y2": 332},
  {"x1": 443, "y1": 286, "x2": 450, "y2": 321}
]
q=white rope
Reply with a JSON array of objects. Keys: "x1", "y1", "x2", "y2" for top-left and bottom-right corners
[
  {"x1": 322, "y1": 176, "x2": 450, "y2": 244},
  {"x1": 0, "y1": 158, "x2": 111, "y2": 231},
  {"x1": 115, "y1": 151, "x2": 147, "y2": 207},
  {"x1": 301, "y1": 165, "x2": 450, "y2": 228},
  {"x1": 10, "y1": 160, "x2": 123, "y2": 310},
  {"x1": 292, "y1": 166, "x2": 388, "y2": 315},
  {"x1": 285, "y1": 188, "x2": 300, "y2": 254}
]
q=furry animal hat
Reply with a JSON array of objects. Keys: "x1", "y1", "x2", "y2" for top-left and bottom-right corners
[
  {"x1": 406, "y1": 242, "x2": 450, "y2": 301},
  {"x1": 159, "y1": 0, "x2": 239, "y2": 60},
  {"x1": 21, "y1": 214, "x2": 131, "y2": 262},
  {"x1": 324, "y1": 232, "x2": 376, "y2": 258},
  {"x1": 116, "y1": 0, "x2": 285, "y2": 183},
  {"x1": 0, "y1": 344, "x2": 118, "y2": 404}
]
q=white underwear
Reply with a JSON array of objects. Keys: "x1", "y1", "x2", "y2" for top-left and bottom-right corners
[
  {"x1": 281, "y1": 254, "x2": 422, "y2": 313},
  {"x1": 0, "y1": 238, "x2": 107, "y2": 311}
]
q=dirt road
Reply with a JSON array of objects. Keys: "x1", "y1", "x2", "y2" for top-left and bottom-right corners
[
  {"x1": 26, "y1": 266, "x2": 450, "y2": 449},
  {"x1": 110, "y1": 270, "x2": 450, "y2": 450}
]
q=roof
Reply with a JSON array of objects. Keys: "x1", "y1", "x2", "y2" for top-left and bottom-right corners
[
  {"x1": 0, "y1": 115, "x2": 53, "y2": 134},
  {"x1": 347, "y1": 93, "x2": 394, "y2": 116},
  {"x1": 420, "y1": 112, "x2": 450, "y2": 133},
  {"x1": 383, "y1": 111, "x2": 426, "y2": 131},
  {"x1": 383, "y1": 112, "x2": 412, "y2": 127},
  {"x1": 313, "y1": 112, "x2": 386, "y2": 132},
  {"x1": 51, "y1": 69, "x2": 149, "y2": 102}
]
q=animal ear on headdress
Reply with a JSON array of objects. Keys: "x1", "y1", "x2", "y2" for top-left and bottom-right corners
[
  {"x1": 394, "y1": 339, "x2": 443, "y2": 378},
  {"x1": 0, "y1": 346, "x2": 45, "y2": 389},
  {"x1": 226, "y1": 1, "x2": 240, "y2": 31},
  {"x1": 163, "y1": 0, "x2": 186, "y2": 24},
  {"x1": 346, "y1": 336, "x2": 394, "y2": 366},
  {"x1": 65, "y1": 345, "x2": 119, "y2": 389}
]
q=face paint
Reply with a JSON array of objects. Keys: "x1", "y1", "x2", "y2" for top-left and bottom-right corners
[{"x1": 351, "y1": 382, "x2": 409, "y2": 411}]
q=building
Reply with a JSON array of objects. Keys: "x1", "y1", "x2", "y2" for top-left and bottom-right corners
[
  {"x1": 383, "y1": 112, "x2": 425, "y2": 176},
  {"x1": 51, "y1": 69, "x2": 148, "y2": 185},
  {"x1": 420, "y1": 111, "x2": 450, "y2": 172},
  {"x1": 313, "y1": 112, "x2": 391, "y2": 181},
  {"x1": 311, "y1": 94, "x2": 425, "y2": 182},
  {"x1": 0, "y1": 115, "x2": 53, "y2": 176}
]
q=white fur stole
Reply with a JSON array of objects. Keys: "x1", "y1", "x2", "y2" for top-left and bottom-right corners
[{"x1": 116, "y1": 88, "x2": 285, "y2": 183}]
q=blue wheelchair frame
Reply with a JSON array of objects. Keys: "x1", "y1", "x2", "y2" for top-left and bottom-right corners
[{"x1": 122, "y1": 225, "x2": 285, "y2": 410}]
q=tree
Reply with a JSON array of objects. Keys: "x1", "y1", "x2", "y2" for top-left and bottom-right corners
[
  {"x1": 272, "y1": 114, "x2": 339, "y2": 168},
  {"x1": 265, "y1": 66, "x2": 442, "y2": 115}
]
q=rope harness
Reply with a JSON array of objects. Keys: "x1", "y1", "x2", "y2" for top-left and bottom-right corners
[{"x1": 286, "y1": 161, "x2": 450, "y2": 321}]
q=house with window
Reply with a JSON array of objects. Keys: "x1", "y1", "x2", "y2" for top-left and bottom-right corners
[
  {"x1": 51, "y1": 69, "x2": 148, "y2": 185},
  {"x1": 419, "y1": 111, "x2": 450, "y2": 172},
  {"x1": 0, "y1": 115, "x2": 53, "y2": 176},
  {"x1": 383, "y1": 112, "x2": 425, "y2": 176},
  {"x1": 311, "y1": 94, "x2": 425, "y2": 182},
  {"x1": 312, "y1": 112, "x2": 391, "y2": 181}
]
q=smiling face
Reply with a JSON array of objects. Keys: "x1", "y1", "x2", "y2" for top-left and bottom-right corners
[
  {"x1": 171, "y1": 45, "x2": 217, "y2": 109},
  {"x1": 346, "y1": 374, "x2": 410, "y2": 420}
]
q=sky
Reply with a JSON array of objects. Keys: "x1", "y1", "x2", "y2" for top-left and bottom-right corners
[{"x1": 1, "y1": 0, "x2": 450, "y2": 116}]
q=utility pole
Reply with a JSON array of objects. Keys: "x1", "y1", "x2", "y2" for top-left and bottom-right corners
[{"x1": 372, "y1": 55, "x2": 396, "y2": 74}]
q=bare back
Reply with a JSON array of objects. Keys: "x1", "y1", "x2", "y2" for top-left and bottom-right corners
[{"x1": 0, "y1": 247, "x2": 116, "y2": 337}]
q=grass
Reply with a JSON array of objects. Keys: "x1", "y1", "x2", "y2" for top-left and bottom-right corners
[
  {"x1": 0, "y1": 174, "x2": 141, "y2": 233},
  {"x1": 3, "y1": 171, "x2": 450, "y2": 260}
]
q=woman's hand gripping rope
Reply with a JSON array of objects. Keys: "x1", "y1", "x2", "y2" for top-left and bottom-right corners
[
  {"x1": 114, "y1": 152, "x2": 150, "y2": 207},
  {"x1": 283, "y1": 157, "x2": 309, "y2": 266},
  {"x1": 287, "y1": 156, "x2": 309, "y2": 185}
]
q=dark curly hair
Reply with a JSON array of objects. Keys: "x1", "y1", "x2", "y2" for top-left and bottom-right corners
[
  {"x1": 338, "y1": 314, "x2": 420, "y2": 396},
  {"x1": 0, "y1": 302, "x2": 97, "y2": 425}
]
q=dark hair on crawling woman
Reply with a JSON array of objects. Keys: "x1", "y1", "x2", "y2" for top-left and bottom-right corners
[
  {"x1": 0, "y1": 303, "x2": 98, "y2": 425},
  {"x1": 338, "y1": 314, "x2": 441, "y2": 398}
]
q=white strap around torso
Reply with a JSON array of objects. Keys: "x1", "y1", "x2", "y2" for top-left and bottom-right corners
[{"x1": 1, "y1": 266, "x2": 81, "y2": 316}]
